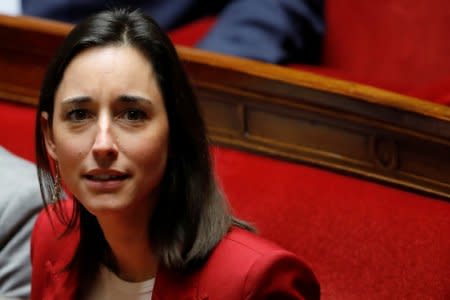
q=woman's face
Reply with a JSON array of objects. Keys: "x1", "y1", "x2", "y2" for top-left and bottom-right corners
[{"x1": 43, "y1": 45, "x2": 169, "y2": 220}]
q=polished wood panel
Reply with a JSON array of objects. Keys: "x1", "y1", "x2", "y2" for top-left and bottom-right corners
[{"x1": 0, "y1": 14, "x2": 449, "y2": 199}]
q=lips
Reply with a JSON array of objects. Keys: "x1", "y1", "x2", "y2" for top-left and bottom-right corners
[
  {"x1": 83, "y1": 169, "x2": 130, "y2": 191},
  {"x1": 84, "y1": 169, "x2": 129, "y2": 180},
  {"x1": 83, "y1": 169, "x2": 131, "y2": 194},
  {"x1": 85, "y1": 174, "x2": 129, "y2": 181}
]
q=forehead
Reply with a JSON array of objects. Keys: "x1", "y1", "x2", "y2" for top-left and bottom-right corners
[
  {"x1": 55, "y1": 45, "x2": 159, "y2": 100},
  {"x1": 68, "y1": 45, "x2": 152, "y2": 74}
]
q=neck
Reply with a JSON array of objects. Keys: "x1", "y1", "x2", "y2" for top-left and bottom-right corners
[{"x1": 98, "y1": 214, "x2": 158, "y2": 282}]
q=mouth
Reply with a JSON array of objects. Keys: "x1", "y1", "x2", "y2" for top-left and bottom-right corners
[
  {"x1": 83, "y1": 169, "x2": 130, "y2": 182},
  {"x1": 83, "y1": 170, "x2": 130, "y2": 192},
  {"x1": 84, "y1": 174, "x2": 130, "y2": 181}
]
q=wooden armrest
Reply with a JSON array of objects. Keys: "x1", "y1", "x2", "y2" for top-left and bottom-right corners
[{"x1": 1, "y1": 14, "x2": 449, "y2": 199}]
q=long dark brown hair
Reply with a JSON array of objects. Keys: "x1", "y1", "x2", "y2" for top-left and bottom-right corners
[{"x1": 35, "y1": 8, "x2": 250, "y2": 296}]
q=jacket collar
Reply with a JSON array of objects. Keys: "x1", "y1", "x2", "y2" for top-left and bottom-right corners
[{"x1": 44, "y1": 260, "x2": 208, "y2": 300}]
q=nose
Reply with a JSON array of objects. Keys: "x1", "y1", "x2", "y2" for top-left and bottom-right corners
[{"x1": 92, "y1": 113, "x2": 118, "y2": 161}]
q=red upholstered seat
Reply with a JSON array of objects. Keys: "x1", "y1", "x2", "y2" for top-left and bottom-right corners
[
  {"x1": 213, "y1": 146, "x2": 450, "y2": 299},
  {"x1": 0, "y1": 101, "x2": 36, "y2": 162},
  {"x1": 168, "y1": 16, "x2": 216, "y2": 47},
  {"x1": 322, "y1": 0, "x2": 450, "y2": 105}
]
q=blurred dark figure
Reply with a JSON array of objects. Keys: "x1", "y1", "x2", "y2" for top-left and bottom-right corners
[{"x1": 21, "y1": 0, "x2": 324, "y2": 64}]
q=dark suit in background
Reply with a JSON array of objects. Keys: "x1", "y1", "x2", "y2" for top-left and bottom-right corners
[{"x1": 21, "y1": 0, "x2": 324, "y2": 64}]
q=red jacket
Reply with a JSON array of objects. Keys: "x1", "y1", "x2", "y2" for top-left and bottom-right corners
[{"x1": 31, "y1": 202, "x2": 320, "y2": 300}]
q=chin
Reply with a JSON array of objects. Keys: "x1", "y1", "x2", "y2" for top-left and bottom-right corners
[{"x1": 79, "y1": 194, "x2": 132, "y2": 215}]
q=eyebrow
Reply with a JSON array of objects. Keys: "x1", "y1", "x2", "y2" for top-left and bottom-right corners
[
  {"x1": 117, "y1": 95, "x2": 153, "y2": 105},
  {"x1": 60, "y1": 95, "x2": 153, "y2": 105},
  {"x1": 61, "y1": 96, "x2": 91, "y2": 104}
]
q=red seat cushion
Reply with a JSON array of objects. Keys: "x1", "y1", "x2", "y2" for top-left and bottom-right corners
[
  {"x1": 0, "y1": 100, "x2": 36, "y2": 162},
  {"x1": 212, "y1": 146, "x2": 450, "y2": 299},
  {"x1": 323, "y1": 0, "x2": 450, "y2": 94},
  {"x1": 168, "y1": 16, "x2": 216, "y2": 47}
]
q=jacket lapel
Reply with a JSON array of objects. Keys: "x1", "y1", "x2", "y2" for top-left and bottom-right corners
[{"x1": 43, "y1": 259, "x2": 77, "y2": 300}]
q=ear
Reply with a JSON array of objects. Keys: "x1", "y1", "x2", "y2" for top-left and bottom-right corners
[{"x1": 41, "y1": 111, "x2": 58, "y2": 161}]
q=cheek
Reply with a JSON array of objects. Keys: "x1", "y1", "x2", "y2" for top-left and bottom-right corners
[
  {"x1": 55, "y1": 137, "x2": 89, "y2": 160},
  {"x1": 136, "y1": 134, "x2": 168, "y2": 166},
  {"x1": 122, "y1": 125, "x2": 169, "y2": 173},
  {"x1": 53, "y1": 134, "x2": 91, "y2": 176}
]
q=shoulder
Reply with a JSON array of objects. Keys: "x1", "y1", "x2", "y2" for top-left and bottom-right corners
[
  {"x1": 0, "y1": 147, "x2": 41, "y2": 212},
  {"x1": 0, "y1": 148, "x2": 42, "y2": 253},
  {"x1": 197, "y1": 227, "x2": 320, "y2": 299},
  {"x1": 0, "y1": 147, "x2": 37, "y2": 185},
  {"x1": 222, "y1": 227, "x2": 290, "y2": 253}
]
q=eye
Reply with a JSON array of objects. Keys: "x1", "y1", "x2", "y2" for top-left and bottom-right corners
[
  {"x1": 67, "y1": 109, "x2": 91, "y2": 122},
  {"x1": 121, "y1": 109, "x2": 148, "y2": 121}
]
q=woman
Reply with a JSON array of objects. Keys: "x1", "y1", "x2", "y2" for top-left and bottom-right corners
[{"x1": 31, "y1": 8, "x2": 320, "y2": 299}]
